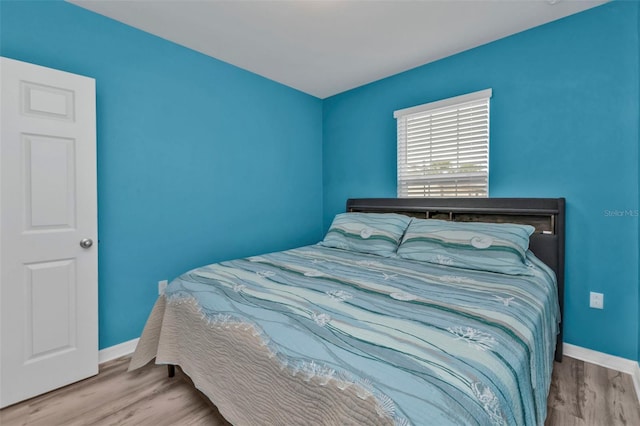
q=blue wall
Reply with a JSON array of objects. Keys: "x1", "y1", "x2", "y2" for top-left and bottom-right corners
[
  {"x1": 1, "y1": 0, "x2": 324, "y2": 349},
  {"x1": 324, "y1": 1, "x2": 639, "y2": 359}
]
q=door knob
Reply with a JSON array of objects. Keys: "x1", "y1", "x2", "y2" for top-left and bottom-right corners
[{"x1": 80, "y1": 238, "x2": 93, "y2": 249}]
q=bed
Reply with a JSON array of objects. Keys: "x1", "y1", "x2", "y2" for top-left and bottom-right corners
[{"x1": 129, "y1": 197, "x2": 565, "y2": 426}]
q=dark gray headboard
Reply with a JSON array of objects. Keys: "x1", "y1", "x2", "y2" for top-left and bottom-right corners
[{"x1": 346, "y1": 197, "x2": 566, "y2": 362}]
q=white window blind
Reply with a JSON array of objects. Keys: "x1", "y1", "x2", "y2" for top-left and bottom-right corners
[{"x1": 395, "y1": 89, "x2": 491, "y2": 198}]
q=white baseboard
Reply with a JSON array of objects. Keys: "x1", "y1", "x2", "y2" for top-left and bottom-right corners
[
  {"x1": 633, "y1": 363, "x2": 640, "y2": 404},
  {"x1": 563, "y1": 342, "x2": 640, "y2": 402},
  {"x1": 98, "y1": 338, "x2": 139, "y2": 364}
]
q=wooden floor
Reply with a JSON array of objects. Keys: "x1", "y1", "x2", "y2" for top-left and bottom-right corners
[{"x1": 1, "y1": 356, "x2": 639, "y2": 425}]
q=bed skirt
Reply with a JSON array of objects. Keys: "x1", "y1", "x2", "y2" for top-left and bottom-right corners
[{"x1": 128, "y1": 296, "x2": 394, "y2": 426}]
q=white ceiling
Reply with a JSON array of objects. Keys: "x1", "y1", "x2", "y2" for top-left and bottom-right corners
[{"x1": 69, "y1": 0, "x2": 608, "y2": 99}]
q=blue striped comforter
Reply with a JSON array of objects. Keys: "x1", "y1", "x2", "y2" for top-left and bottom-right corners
[{"x1": 166, "y1": 245, "x2": 559, "y2": 425}]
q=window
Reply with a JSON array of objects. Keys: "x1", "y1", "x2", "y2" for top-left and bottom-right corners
[{"x1": 395, "y1": 89, "x2": 491, "y2": 198}]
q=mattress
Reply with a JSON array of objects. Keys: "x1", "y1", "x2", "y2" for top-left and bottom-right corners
[{"x1": 129, "y1": 245, "x2": 559, "y2": 426}]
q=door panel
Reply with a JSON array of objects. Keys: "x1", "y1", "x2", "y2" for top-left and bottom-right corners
[
  {"x1": 24, "y1": 134, "x2": 77, "y2": 229},
  {"x1": 22, "y1": 81, "x2": 75, "y2": 121},
  {"x1": 25, "y1": 259, "x2": 76, "y2": 360},
  {"x1": 1, "y1": 56, "x2": 97, "y2": 408}
]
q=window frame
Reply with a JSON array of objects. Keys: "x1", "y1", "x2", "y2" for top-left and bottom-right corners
[{"x1": 394, "y1": 89, "x2": 492, "y2": 198}]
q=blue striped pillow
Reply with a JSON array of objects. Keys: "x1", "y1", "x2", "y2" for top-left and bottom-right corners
[
  {"x1": 397, "y1": 219, "x2": 535, "y2": 275},
  {"x1": 319, "y1": 213, "x2": 411, "y2": 257}
]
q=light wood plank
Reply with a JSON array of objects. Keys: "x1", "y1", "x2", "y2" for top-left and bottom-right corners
[
  {"x1": 548, "y1": 357, "x2": 640, "y2": 426},
  {"x1": 547, "y1": 353, "x2": 585, "y2": 418},
  {"x1": 608, "y1": 369, "x2": 640, "y2": 426},
  {"x1": 582, "y1": 361, "x2": 640, "y2": 426},
  {"x1": 544, "y1": 407, "x2": 587, "y2": 426},
  {"x1": 0, "y1": 358, "x2": 228, "y2": 426}
]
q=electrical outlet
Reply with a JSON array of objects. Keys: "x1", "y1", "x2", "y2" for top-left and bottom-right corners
[
  {"x1": 158, "y1": 280, "x2": 168, "y2": 295},
  {"x1": 589, "y1": 291, "x2": 604, "y2": 309}
]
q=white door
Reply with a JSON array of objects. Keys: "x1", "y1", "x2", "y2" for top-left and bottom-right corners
[{"x1": 0, "y1": 57, "x2": 98, "y2": 408}]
